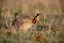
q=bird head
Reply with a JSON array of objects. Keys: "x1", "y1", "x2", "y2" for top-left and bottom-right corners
[{"x1": 32, "y1": 13, "x2": 40, "y2": 24}]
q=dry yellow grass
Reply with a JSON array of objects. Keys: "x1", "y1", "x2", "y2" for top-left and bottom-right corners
[{"x1": 32, "y1": 31, "x2": 46, "y2": 42}]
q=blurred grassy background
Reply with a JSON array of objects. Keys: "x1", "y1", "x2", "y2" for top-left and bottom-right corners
[{"x1": 0, "y1": 0, "x2": 64, "y2": 43}]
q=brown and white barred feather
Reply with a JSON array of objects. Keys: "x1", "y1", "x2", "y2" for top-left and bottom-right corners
[{"x1": 12, "y1": 13, "x2": 40, "y2": 32}]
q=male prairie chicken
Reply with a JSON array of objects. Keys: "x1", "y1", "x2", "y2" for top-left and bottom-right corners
[{"x1": 12, "y1": 13, "x2": 40, "y2": 32}]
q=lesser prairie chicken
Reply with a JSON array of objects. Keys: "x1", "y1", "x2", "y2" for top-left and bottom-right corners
[{"x1": 12, "y1": 13, "x2": 40, "y2": 32}]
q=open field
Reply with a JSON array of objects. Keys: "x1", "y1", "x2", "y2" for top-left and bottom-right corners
[{"x1": 0, "y1": 0, "x2": 64, "y2": 43}]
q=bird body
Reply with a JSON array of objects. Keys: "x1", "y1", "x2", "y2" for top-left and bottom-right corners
[
  {"x1": 19, "y1": 18, "x2": 34, "y2": 31},
  {"x1": 12, "y1": 13, "x2": 40, "y2": 32}
]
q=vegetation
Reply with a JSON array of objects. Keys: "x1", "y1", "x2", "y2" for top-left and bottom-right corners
[{"x1": 0, "y1": 1, "x2": 64, "y2": 43}]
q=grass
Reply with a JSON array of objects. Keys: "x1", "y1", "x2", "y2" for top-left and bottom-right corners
[{"x1": 0, "y1": 4, "x2": 64, "y2": 43}]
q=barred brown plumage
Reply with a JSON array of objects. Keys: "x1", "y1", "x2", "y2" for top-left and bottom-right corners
[{"x1": 12, "y1": 13, "x2": 40, "y2": 32}]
